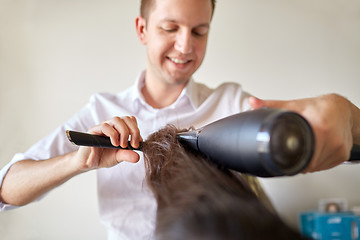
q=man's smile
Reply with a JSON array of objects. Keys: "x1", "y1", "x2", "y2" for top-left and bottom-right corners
[{"x1": 168, "y1": 57, "x2": 192, "y2": 65}]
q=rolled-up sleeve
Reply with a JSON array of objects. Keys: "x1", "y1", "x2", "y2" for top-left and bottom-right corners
[
  {"x1": 0, "y1": 153, "x2": 27, "y2": 211},
  {"x1": 0, "y1": 126, "x2": 80, "y2": 211},
  {"x1": 0, "y1": 101, "x2": 97, "y2": 211}
]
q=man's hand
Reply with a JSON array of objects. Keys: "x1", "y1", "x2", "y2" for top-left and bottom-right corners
[
  {"x1": 1, "y1": 115, "x2": 143, "y2": 206},
  {"x1": 249, "y1": 94, "x2": 359, "y2": 173},
  {"x1": 74, "y1": 116, "x2": 143, "y2": 172}
]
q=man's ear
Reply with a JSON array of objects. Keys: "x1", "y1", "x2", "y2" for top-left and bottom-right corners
[{"x1": 135, "y1": 16, "x2": 147, "y2": 45}]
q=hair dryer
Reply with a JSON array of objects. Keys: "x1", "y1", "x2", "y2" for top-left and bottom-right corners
[
  {"x1": 177, "y1": 108, "x2": 314, "y2": 177},
  {"x1": 66, "y1": 108, "x2": 360, "y2": 177}
]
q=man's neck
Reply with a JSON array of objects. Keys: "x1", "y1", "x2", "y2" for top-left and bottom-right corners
[{"x1": 141, "y1": 76, "x2": 188, "y2": 109}]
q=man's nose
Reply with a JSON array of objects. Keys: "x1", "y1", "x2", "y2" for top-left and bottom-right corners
[{"x1": 174, "y1": 30, "x2": 192, "y2": 54}]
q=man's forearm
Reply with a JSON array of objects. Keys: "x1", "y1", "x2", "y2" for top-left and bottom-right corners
[{"x1": 0, "y1": 151, "x2": 81, "y2": 206}]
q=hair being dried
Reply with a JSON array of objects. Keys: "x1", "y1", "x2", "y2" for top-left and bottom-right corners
[{"x1": 142, "y1": 125, "x2": 308, "y2": 240}]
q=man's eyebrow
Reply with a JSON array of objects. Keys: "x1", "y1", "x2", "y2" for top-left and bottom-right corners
[
  {"x1": 195, "y1": 23, "x2": 210, "y2": 29},
  {"x1": 159, "y1": 18, "x2": 210, "y2": 28}
]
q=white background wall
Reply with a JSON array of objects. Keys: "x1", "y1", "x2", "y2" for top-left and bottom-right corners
[{"x1": 1, "y1": 0, "x2": 359, "y2": 239}]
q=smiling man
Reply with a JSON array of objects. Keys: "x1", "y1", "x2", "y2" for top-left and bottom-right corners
[
  {"x1": 0, "y1": 0, "x2": 359, "y2": 239},
  {"x1": 137, "y1": 0, "x2": 213, "y2": 108}
]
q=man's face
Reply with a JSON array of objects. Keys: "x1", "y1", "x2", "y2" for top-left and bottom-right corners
[{"x1": 139, "y1": 0, "x2": 212, "y2": 86}]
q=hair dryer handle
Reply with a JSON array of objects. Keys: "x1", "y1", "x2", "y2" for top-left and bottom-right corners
[{"x1": 349, "y1": 144, "x2": 360, "y2": 161}]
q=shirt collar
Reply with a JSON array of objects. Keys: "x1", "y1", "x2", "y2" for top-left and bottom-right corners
[
  {"x1": 132, "y1": 70, "x2": 199, "y2": 111},
  {"x1": 130, "y1": 71, "x2": 147, "y2": 110},
  {"x1": 182, "y1": 77, "x2": 199, "y2": 109}
]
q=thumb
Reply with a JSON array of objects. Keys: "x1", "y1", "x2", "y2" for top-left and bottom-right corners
[
  {"x1": 249, "y1": 96, "x2": 266, "y2": 110},
  {"x1": 115, "y1": 149, "x2": 140, "y2": 163},
  {"x1": 249, "y1": 96, "x2": 289, "y2": 110}
]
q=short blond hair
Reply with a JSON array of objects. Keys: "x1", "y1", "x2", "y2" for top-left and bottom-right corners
[{"x1": 140, "y1": 0, "x2": 216, "y2": 20}]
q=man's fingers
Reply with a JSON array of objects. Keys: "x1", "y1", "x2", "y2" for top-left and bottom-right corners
[
  {"x1": 108, "y1": 117, "x2": 131, "y2": 148},
  {"x1": 116, "y1": 149, "x2": 140, "y2": 163},
  {"x1": 89, "y1": 116, "x2": 142, "y2": 149},
  {"x1": 89, "y1": 122, "x2": 121, "y2": 147},
  {"x1": 121, "y1": 116, "x2": 143, "y2": 148}
]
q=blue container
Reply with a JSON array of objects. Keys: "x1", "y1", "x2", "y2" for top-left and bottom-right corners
[{"x1": 299, "y1": 211, "x2": 360, "y2": 240}]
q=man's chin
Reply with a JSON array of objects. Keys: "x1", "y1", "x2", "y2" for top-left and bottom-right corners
[{"x1": 167, "y1": 76, "x2": 192, "y2": 86}]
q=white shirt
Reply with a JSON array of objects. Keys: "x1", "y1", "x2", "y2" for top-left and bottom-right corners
[{"x1": 0, "y1": 71, "x2": 252, "y2": 239}]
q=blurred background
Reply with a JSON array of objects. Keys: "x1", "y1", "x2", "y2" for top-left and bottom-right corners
[{"x1": 0, "y1": 0, "x2": 359, "y2": 239}]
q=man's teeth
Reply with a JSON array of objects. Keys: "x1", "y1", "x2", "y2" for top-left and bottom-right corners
[{"x1": 169, "y1": 57, "x2": 189, "y2": 64}]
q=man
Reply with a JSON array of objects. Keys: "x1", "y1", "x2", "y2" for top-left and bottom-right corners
[{"x1": 0, "y1": 0, "x2": 359, "y2": 239}]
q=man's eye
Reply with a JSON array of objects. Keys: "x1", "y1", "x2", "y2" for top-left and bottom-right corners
[
  {"x1": 193, "y1": 28, "x2": 208, "y2": 37},
  {"x1": 162, "y1": 27, "x2": 177, "y2": 32},
  {"x1": 193, "y1": 31, "x2": 207, "y2": 37}
]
